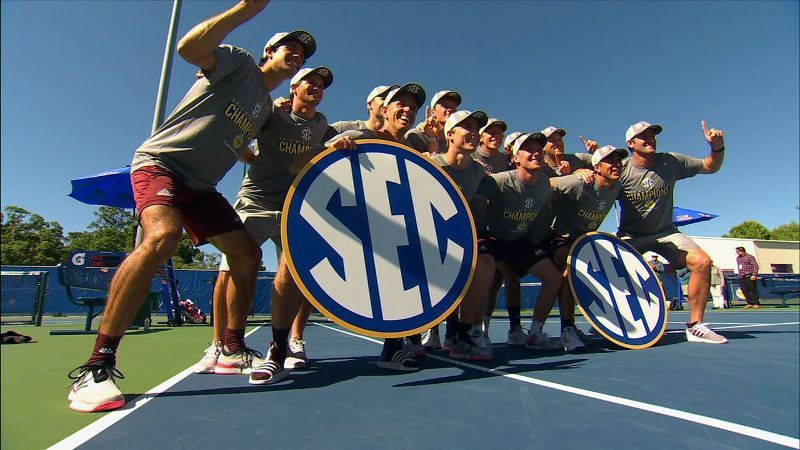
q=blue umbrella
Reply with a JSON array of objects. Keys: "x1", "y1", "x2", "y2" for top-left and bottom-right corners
[
  {"x1": 673, "y1": 206, "x2": 717, "y2": 226},
  {"x1": 68, "y1": 166, "x2": 134, "y2": 209}
]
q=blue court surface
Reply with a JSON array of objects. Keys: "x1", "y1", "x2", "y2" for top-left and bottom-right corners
[{"x1": 54, "y1": 311, "x2": 799, "y2": 450}]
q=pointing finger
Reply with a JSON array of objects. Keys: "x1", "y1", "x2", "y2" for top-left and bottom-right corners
[{"x1": 701, "y1": 120, "x2": 709, "y2": 134}]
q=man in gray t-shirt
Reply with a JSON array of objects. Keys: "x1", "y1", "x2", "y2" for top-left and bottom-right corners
[
  {"x1": 203, "y1": 67, "x2": 339, "y2": 379},
  {"x1": 405, "y1": 90, "x2": 461, "y2": 154},
  {"x1": 547, "y1": 144, "x2": 627, "y2": 351},
  {"x1": 539, "y1": 125, "x2": 593, "y2": 179},
  {"x1": 68, "y1": 1, "x2": 315, "y2": 413},
  {"x1": 330, "y1": 84, "x2": 398, "y2": 134},
  {"x1": 616, "y1": 119, "x2": 727, "y2": 344},
  {"x1": 473, "y1": 118, "x2": 511, "y2": 174},
  {"x1": 476, "y1": 132, "x2": 564, "y2": 352}
]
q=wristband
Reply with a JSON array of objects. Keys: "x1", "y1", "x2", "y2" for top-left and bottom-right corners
[{"x1": 712, "y1": 146, "x2": 725, "y2": 153}]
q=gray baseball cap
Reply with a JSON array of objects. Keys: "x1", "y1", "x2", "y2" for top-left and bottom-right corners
[{"x1": 262, "y1": 30, "x2": 316, "y2": 60}]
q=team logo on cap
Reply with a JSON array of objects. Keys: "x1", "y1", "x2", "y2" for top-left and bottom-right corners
[
  {"x1": 406, "y1": 84, "x2": 422, "y2": 94},
  {"x1": 282, "y1": 140, "x2": 477, "y2": 337},
  {"x1": 567, "y1": 232, "x2": 667, "y2": 349},
  {"x1": 317, "y1": 68, "x2": 330, "y2": 78},
  {"x1": 295, "y1": 33, "x2": 313, "y2": 45}
]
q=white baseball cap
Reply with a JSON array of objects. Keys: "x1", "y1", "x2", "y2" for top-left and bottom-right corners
[
  {"x1": 504, "y1": 131, "x2": 523, "y2": 149},
  {"x1": 541, "y1": 126, "x2": 566, "y2": 138},
  {"x1": 625, "y1": 121, "x2": 662, "y2": 143},
  {"x1": 431, "y1": 90, "x2": 462, "y2": 109},
  {"x1": 444, "y1": 110, "x2": 488, "y2": 136},
  {"x1": 480, "y1": 118, "x2": 507, "y2": 135},
  {"x1": 591, "y1": 145, "x2": 628, "y2": 166},
  {"x1": 290, "y1": 66, "x2": 333, "y2": 88},
  {"x1": 511, "y1": 132, "x2": 548, "y2": 156},
  {"x1": 383, "y1": 83, "x2": 427, "y2": 109},
  {"x1": 366, "y1": 85, "x2": 399, "y2": 104},
  {"x1": 262, "y1": 30, "x2": 316, "y2": 61}
]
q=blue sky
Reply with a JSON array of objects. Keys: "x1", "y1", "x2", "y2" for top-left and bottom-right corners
[{"x1": 2, "y1": 1, "x2": 798, "y2": 271}]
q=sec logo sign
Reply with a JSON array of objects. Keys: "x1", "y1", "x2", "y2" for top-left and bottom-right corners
[
  {"x1": 568, "y1": 232, "x2": 667, "y2": 349},
  {"x1": 282, "y1": 140, "x2": 477, "y2": 338}
]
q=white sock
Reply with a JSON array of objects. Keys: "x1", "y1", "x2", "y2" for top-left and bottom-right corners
[
  {"x1": 483, "y1": 316, "x2": 491, "y2": 334},
  {"x1": 531, "y1": 321, "x2": 545, "y2": 334}
]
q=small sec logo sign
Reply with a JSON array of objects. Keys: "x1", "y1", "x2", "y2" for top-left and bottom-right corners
[
  {"x1": 568, "y1": 232, "x2": 667, "y2": 349},
  {"x1": 282, "y1": 140, "x2": 477, "y2": 338}
]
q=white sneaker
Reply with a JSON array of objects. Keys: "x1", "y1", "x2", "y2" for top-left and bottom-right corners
[
  {"x1": 525, "y1": 330, "x2": 562, "y2": 351},
  {"x1": 561, "y1": 326, "x2": 587, "y2": 352},
  {"x1": 214, "y1": 347, "x2": 264, "y2": 375},
  {"x1": 686, "y1": 323, "x2": 728, "y2": 344},
  {"x1": 67, "y1": 364, "x2": 125, "y2": 412},
  {"x1": 507, "y1": 326, "x2": 528, "y2": 346},
  {"x1": 421, "y1": 330, "x2": 442, "y2": 350},
  {"x1": 575, "y1": 327, "x2": 593, "y2": 345},
  {"x1": 193, "y1": 342, "x2": 222, "y2": 374},
  {"x1": 284, "y1": 338, "x2": 308, "y2": 370}
]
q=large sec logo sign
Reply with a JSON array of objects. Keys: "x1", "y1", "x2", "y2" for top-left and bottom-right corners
[
  {"x1": 282, "y1": 140, "x2": 477, "y2": 338},
  {"x1": 567, "y1": 232, "x2": 667, "y2": 349}
]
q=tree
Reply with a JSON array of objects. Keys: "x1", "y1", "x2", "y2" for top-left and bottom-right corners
[
  {"x1": 771, "y1": 221, "x2": 800, "y2": 241},
  {"x1": 1, "y1": 206, "x2": 66, "y2": 265},
  {"x1": 723, "y1": 220, "x2": 772, "y2": 240},
  {"x1": 65, "y1": 206, "x2": 135, "y2": 253}
]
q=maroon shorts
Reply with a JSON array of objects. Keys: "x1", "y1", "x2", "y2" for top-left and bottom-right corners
[
  {"x1": 478, "y1": 234, "x2": 551, "y2": 277},
  {"x1": 131, "y1": 166, "x2": 244, "y2": 246}
]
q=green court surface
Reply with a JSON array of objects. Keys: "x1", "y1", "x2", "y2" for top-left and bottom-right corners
[{"x1": 1, "y1": 320, "x2": 220, "y2": 449}]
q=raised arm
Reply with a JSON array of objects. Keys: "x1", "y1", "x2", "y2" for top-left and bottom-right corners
[
  {"x1": 699, "y1": 120, "x2": 725, "y2": 174},
  {"x1": 177, "y1": 0, "x2": 270, "y2": 73}
]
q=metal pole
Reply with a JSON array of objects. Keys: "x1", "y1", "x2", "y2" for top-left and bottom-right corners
[{"x1": 151, "y1": 0, "x2": 182, "y2": 134}]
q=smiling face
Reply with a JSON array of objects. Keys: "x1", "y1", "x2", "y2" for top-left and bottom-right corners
[
  {"x1": 381, "y1": 92, "x2": 418, "y2": 134},
  {"x1": 433, "y1": 96, "x2": 459, "y2": 123},
  {"x1": 513, "y1": 138, "x2": 545, "y2": 170},
  {"x1": 291, "y1": 72, "x2": 324, "y2": 106},
  {"x1": 627, "y1": 127, "x2": 658, "y2": 155},
  {"x1": 594, "y1": 152, "x2": 624, "y2": 181},
  {"x1": 480, "y1": 124, "x2": 505, "y2": 152},
  {"x1": 447, "y1": 117, "x2": 480, "y2": 153},
  {"x1": 544, "y1": 132, "x2": 565, "y2": 158},
  {"x1": 265, "y1": 40, "x2": 306, "y2": 74}
]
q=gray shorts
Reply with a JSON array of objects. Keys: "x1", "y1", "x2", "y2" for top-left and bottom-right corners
[
  {"x1": 618, "y1": 230, "x2": 700, "y2": 270},
  {"x1": 218, "y1": 197, "x2": 282, "y2": 271}
]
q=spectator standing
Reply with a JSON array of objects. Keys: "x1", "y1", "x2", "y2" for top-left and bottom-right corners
[
  {"x1": 709, "y1": 261, "x2": 726, "y2": 309},
  {"x1": 735, "y1": 247, "x2": 761, "y2": 308}
]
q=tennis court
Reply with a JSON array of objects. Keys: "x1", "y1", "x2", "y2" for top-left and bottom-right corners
[{"x1": 3, "y1": 309, "x2": 796, "y2": 449}]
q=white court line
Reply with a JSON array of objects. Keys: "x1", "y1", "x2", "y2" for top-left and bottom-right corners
[
  {"x1": 317, "y1": 323, "x2": 800, "y2": 449},
  {"x1": 664, "y1": 322, "x2": 800, "y2": 334},
  {"x1": 48, "y1": 325, "x2": 266, "y2": 450}
]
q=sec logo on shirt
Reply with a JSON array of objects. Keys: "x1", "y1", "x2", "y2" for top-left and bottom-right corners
[
  {"x1": 567, "y1": 232, "x2": 668, "y2": 349},
  {"x1": 282, "y1": 140, "x2": 477, "y2": 338}
]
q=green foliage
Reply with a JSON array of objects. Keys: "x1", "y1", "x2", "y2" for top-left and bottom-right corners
[
  {"x1": 771, "y1": 221, "x2": 800, "y2": 241},
  {"x1": 723, "y1": 220, "x2": 772, "y2": 240},
  {"x1": 1, "y1": 206, "x2": 66, "y2": 265},
  {"x1": 65, "y1": 206, "x2": 135, "y2": 253}
]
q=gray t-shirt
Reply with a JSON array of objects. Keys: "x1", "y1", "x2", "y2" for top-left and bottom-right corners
[
  {"x1": 617, "y1": 152, "x2": 704, "y2": 237},
  {"x1": 132, "y1": 45, "x2": 273, "y2": 191},
  {"x1": 428, "y1": 153, "x2": 488, "y2": 202},
  {"x1": 479, "y1": 170, "x2": 554, "y2": 242},
  {"x1": 405, "y1": 128, "x2": 448, "y2": 154},
  {"x1": 330, "y1": 119, "x2": 368, "y2": 134},
  {"x1": 551, "y1": 174, "x2": 622, "y2": 238},
  {"x1": 237, "y1": 108, "x2": 337, "y2": 209},
  {"x1": 473, "y1": 149, "x2": 512, "y2": 174}
]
